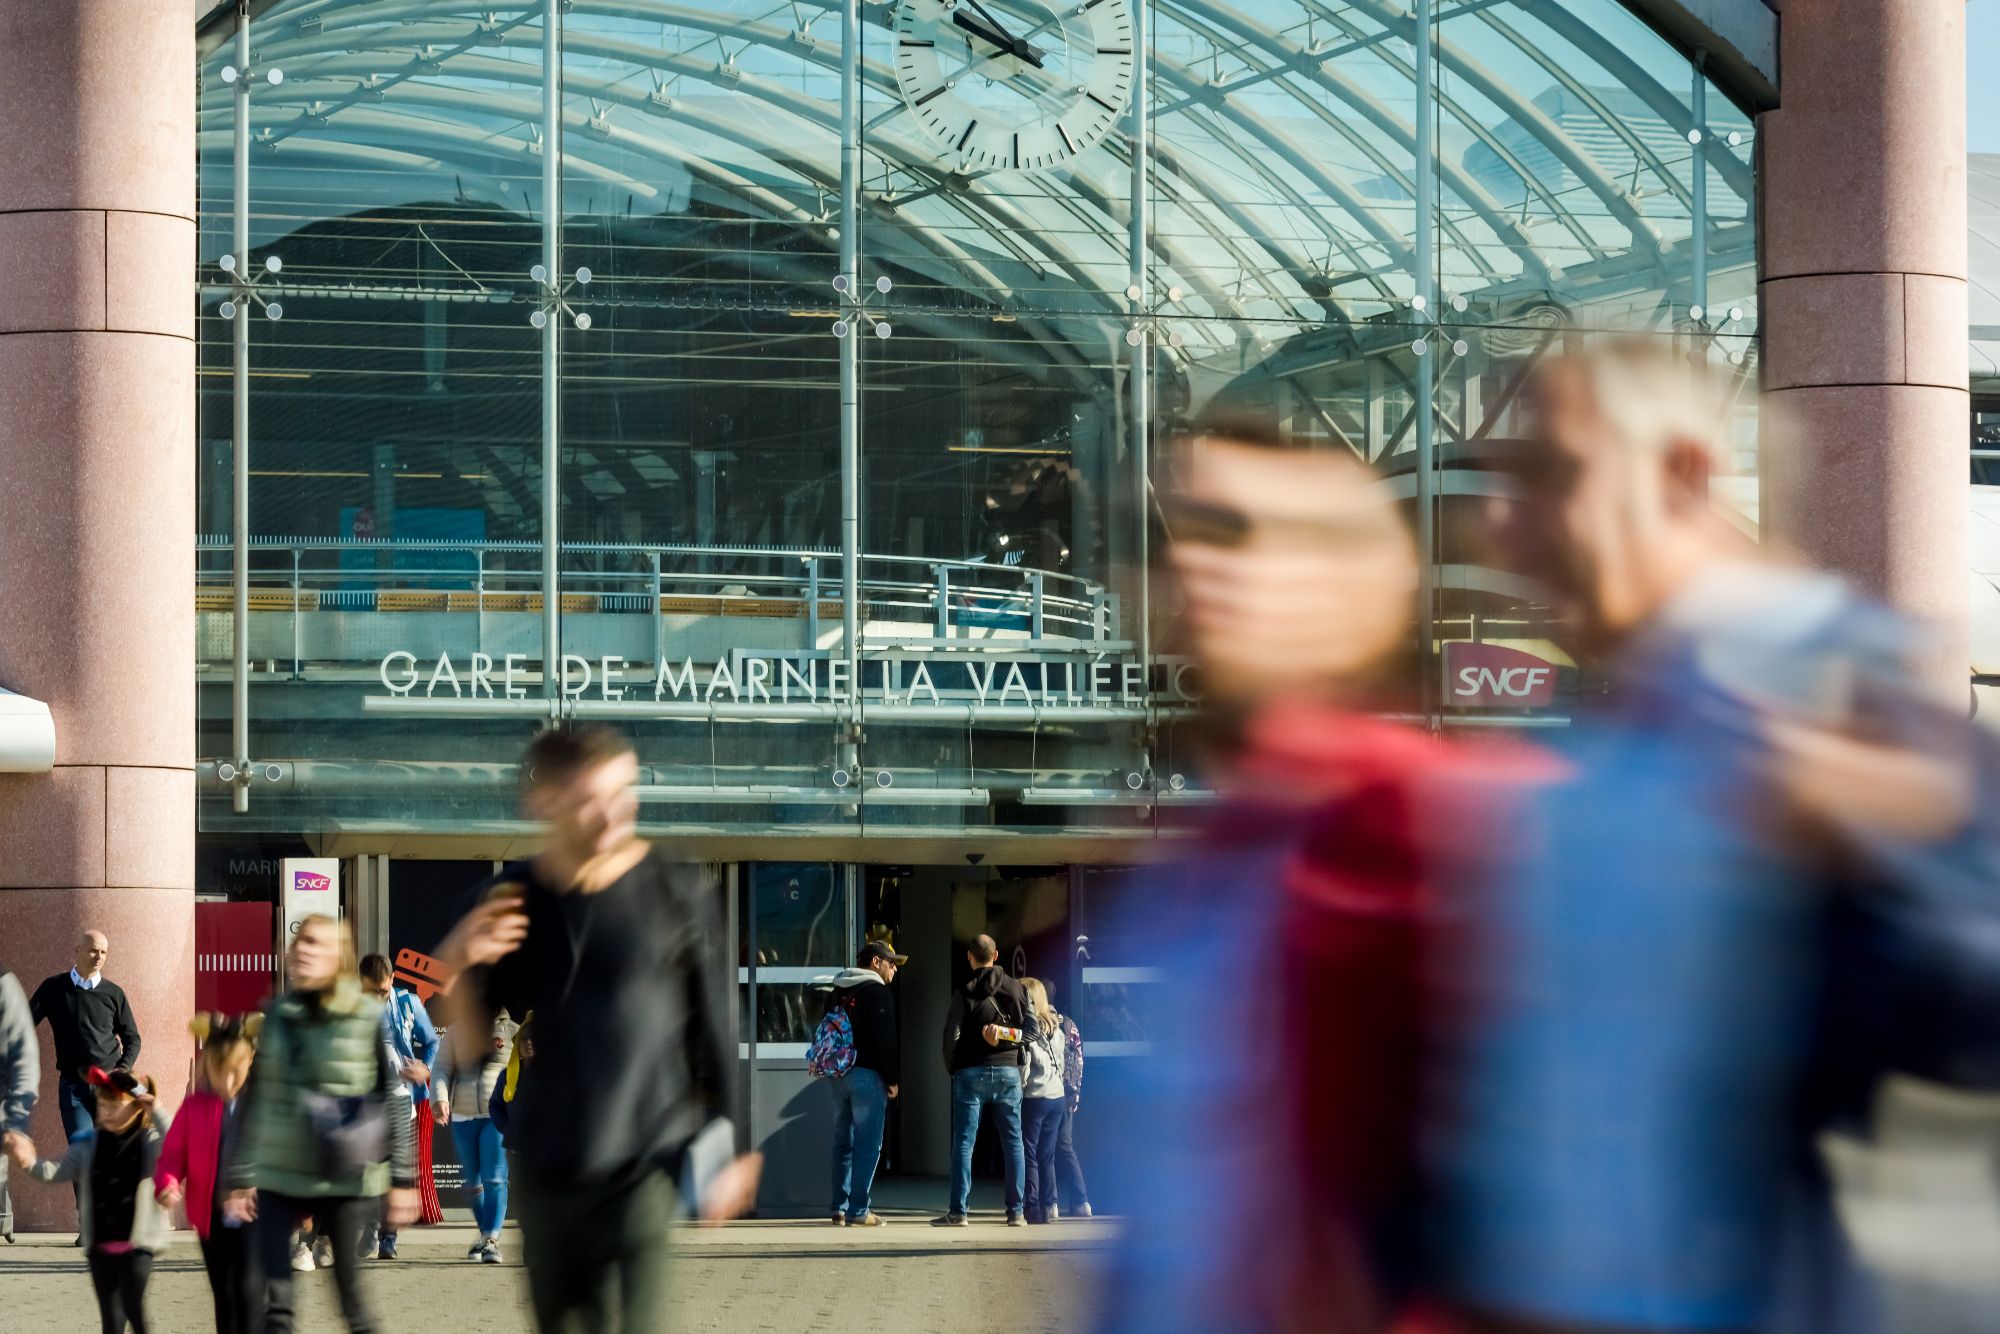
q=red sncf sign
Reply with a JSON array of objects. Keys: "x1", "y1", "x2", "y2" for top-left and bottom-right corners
[{"x1": 1444, "y1": 641, "x2": 1558, "y2": 708}]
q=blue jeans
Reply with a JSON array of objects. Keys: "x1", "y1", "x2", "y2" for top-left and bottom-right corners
[
  {"x1": 450, "y1": 1116, "x2": 508, "y2": 1236},
  {"x1": 1022, "y1": 1096, "x2": 1065, "y2": 1221},
  {"x1": 58, "y1": 1079, "x2": 94, "y2": 1209},
  {"x1": 829, "y1": 1067, "x2": 889, "y2": 1221},
  {"x1": 58, "y1": 1078, "x2": 94, "y2": 1141},
  {"x1": 1055, "y1": 1101, "x2": 1090, "y2": 1210},
  {"x1": 949, "y1": 1065, "x2": 1024, "y2": 1217}
]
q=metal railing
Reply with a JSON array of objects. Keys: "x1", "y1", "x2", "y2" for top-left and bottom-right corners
[{"x1": 193, "y1": 537, "x2": 1119, "y2": 671}]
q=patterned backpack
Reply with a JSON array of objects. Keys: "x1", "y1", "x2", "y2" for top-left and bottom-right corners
[
  {"x1": 1062, "y1": 1015, "x2": 1084, "y2": 1108},
  {"x1": 807, "y1": 1000, "x2": 857, "y2": 1079}
]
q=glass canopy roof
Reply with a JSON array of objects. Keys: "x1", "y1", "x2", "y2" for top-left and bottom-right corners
[{"x1": 197, "y1": 0, "x2": 1758, "y2": 352}]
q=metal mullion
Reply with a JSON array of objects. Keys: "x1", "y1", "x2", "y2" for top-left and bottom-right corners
[
  {"x1": 231, "y1": 2, "x2": 253, "y2": 813},
  {"x1": 1129, "y1": 0, "x2": 1151, "y2": 732},
  {"x1": 540, "y1": 0, "x2": 562, "y2": 704},
  {"x1": 839, "y1": 0, "x2": 862, "y2": 793},
  {"x1": 1414, "y1": 0, "x2": 1437, "y2": 725}
]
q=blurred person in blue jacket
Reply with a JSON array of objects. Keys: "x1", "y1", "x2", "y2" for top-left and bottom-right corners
[{"x1": 1418, "y1": 338, "x2": 2000, "y2": 1334}]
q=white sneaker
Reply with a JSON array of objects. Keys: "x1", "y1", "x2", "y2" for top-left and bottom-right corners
[
  {"x1": 290, "y1": 1241, "x2": 316, "y2": 1273},
  {"x1": 312, "y1": 1236, "x2": 335, "y2": 1269}
]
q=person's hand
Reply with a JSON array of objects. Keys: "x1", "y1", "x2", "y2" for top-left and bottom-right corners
[
  {"x1": 434, "y1": 1101, "x2": 451, "y2": 1125},
  {"x1": 384, "y1": 1187, "x2": 419, "y2": 1229},
  {"x1": 3, "y1": 1130, "x2": 33, "y2": 1171},
  {"x1": 401, "y1": 1060, "x2": 429, "y2": 1085},
  {"x1": 981, "y1": 1023, "x2": 1002, "y2": 1047},
  {"x1": 887, "y1": 1084, "x2": 899, "y2": 1100},
  {"x1": 435, "y1": 891, "x2": 530, "y2": 975},
  {"x1": 697, "y1": 1152, "x2": 764, "y2": 1226},
  {"x1": 157, "y1": 1181, "x2": 185, "y2": 1210},
  {"x1": 223, "y1": 1189, "x2": 258, "y2": 1224}
]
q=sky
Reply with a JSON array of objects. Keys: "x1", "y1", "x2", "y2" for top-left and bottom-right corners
[{"x1": 1976, "y1": 2, "x2": 1999, "y2": 155}]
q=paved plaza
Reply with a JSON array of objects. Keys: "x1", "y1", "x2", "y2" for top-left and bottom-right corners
[{"x1": 0, "y1": 1215, "x2": 1105, "y2": 1334}]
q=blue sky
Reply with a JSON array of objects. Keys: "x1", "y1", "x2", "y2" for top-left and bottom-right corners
[{"x1": 1976, "y1": 2, "x2": 1998, "y2": 154}]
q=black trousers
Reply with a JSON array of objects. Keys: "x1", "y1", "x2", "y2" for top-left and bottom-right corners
[
  {"x1": 201, "y1": 1222, "x2": 264, "y2": 1334},
  {"x1": 256, "y1": 1193, "x2": 376, "y2": 1334},
  {"x1": 86, "y1": 1249, "x2": 154, "y2": 1334},
  {"x1": 517, "y1": 1167, "x2": 678, "y2": 1334}
]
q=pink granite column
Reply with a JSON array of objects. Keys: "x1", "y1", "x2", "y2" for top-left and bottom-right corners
[
  {"x1": 0, "y1": 1, "x2": 195, "y2": 1229},
  {"x1": 1759, "y1": 0, "x2": 1970, "y2": 692}
]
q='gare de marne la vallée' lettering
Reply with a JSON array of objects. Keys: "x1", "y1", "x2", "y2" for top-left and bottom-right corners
[{"x1": 377, "y1": 650, "x2": 1197, "y2": 707}]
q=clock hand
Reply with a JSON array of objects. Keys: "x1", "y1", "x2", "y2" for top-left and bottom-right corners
[{"x1": 955, "y1": 0, "x2": 1047, "y2": 67}]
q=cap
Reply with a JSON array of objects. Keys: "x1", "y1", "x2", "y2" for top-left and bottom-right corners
[
  {"x1": 858, "y1": 940, "x2": 908, "y2": 967},
  {"x1": 85, "y1": 1067, "x2": 151, "y2": 1099}
]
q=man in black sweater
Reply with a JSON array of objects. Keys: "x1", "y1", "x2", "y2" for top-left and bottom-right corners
[
  {"x1": 936, "y1": 934, "x2": 1037, "y2": 1228},
  {"x1": 30, "y1": 931, "x2": 140, "y2": 1225},
  {"x1": 825, "y1": 940, "x2": 905, "y2": 1227}
]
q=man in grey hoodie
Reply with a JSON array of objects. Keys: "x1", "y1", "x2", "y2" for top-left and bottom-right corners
[
  {"x1": 0, "y1": 961, "x2": 37, "y2": 1243},
  {"x1": 826, "y1": 941, "x2": 905, "y2": 1227}
]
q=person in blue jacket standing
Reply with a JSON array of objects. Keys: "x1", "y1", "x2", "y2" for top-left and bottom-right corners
[{"x1": 361, "y1": 954, "x2": 439, "y2": 1257}]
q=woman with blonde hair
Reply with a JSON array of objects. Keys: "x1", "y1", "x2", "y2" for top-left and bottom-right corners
[
  {"x1": 222, "y1": 915, "x2": 415, "y2": 1334},
  {"x1": 1018, "y1": 977, "x2": 1068, "y2": 1225}
]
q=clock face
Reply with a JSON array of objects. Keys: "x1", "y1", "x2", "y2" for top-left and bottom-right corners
[{"x1": 893, "y1": 0, "x2": 1135, "y2": 172}]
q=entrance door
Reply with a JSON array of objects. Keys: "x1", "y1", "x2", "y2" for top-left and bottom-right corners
[
  {"x1": 868, "y1": 867, "x2": 1072, "y2": 1183},
  {"x1": 742, "y1": 862, "x2": 855, "y2": 1217}
]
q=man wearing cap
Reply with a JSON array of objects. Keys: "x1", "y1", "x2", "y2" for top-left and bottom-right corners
[{"x1": 825, "y1": 941, "x2": 904, "y2": 1227}]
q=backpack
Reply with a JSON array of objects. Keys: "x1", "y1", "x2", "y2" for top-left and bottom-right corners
[
  {"x1": 1063, "y1": 1015, "x2": 1085, "y2": 1106},
  {"x1": 807, "y1": 1001, "x2": 857, "y2": 1080}
]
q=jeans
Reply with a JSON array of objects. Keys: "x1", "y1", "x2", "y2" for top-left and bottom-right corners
[
  {"x1": 517, "y1": 1166, "x2": 678, "y2": 1334},
  {"x1": 257, "y1": 1193, "x2": 377, "y2": 1333},
  {"x1": 1055, "y1": 1101, "x2": 1090, "y2": 1210},
  {"x1": 87, "y1": 1248, "x2": 154, "y2": 1334},
  {"x1": 59, "y1": 1079, "x2": 93, "y2": 1211},
  {"x1": 829, "y1": 1068, "x2": 889, "y2": 1221},
  {"x1": 949, "y1": 1065, "x2": 1024, "y2": 1218},
  {"x1": 58, "y1": 1078, "x2": 95, "y2": 1141},
  {"x1": 1022, "y1": 1096, "x2": 1065, "y2": 1221},
  {"x1": 450, "y1": 1116, "x2": 508, "y2": 1237}
]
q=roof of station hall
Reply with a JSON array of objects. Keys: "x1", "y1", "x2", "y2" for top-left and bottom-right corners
[{"x1": 195, "y1": 0, "x2": 1759, "y2": 340}]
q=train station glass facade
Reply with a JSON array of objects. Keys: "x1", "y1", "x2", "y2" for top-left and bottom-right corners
[
  {"x1": 193, "y1": 0, "x2": 1761, "y2": 855},
  {"x1": 180, "y1": 0, "x2": 1773, "y2": 1211}
]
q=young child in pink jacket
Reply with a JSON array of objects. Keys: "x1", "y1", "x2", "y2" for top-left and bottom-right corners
[{"x1": 155, "y1": 1015, "x2": 260, "y2": 1334}]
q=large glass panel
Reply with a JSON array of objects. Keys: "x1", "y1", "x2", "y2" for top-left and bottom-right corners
[
  {"x1": 743, "y1": 862, "x2": 850, "y2": 1049},
  {"x1": 194, "y1": 0, "x2": 1761, "y2": 842}
]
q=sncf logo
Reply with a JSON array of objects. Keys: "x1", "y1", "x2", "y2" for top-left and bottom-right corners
[
  {"x1": 1443, "y1": 642, "x2": 1558, "y2": 708},
  {"x1": 293, "y1": 871, "x2": 333, "y2": 893}
]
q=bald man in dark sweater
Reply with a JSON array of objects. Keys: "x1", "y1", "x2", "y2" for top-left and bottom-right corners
[{"x1": 30, "y1": 932, "x2": 141, "y2": 1153}]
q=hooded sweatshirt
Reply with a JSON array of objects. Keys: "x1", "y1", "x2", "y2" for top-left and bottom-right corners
[
  {"x1": 943, "y1": 966, "x2": 1037, "y2": 1074},
  {"x1": 825, "y1": 968, "x2": 899, "y2": 1086}
]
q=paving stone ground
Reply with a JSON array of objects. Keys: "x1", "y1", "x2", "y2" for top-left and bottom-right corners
[{"x1": 0, "y1": 1214, "x2": 1107, "y2": 1334}]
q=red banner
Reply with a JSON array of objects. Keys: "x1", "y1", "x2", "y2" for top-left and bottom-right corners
[{"x1": 195, "y1": 901, "x2": 276, "y2": 1015}]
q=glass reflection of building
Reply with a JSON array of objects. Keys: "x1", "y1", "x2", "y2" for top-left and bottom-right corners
[{"x1": 195, "y1": 0, "x2": 1759, "y2": 847}]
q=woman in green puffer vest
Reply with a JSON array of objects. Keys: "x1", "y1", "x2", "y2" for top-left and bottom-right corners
[{"x1": 223, "y1": 915, "x2": 415, "y2": 1334}]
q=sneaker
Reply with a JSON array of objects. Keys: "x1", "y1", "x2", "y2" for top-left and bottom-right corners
[
  {"x1": 830, "y1": 1213, "x2": 847, "y2": 1227},
  {"x1": 466, "y1": 1238, "x2": 486, "y2": 1260},
  {"x1": 931, "y1": 1214, "x2": 969, "y2": 1228},
  {"x1": 290, "y1": 1241, "x2": 316, "y2": 1273},
  {"x1": 377, "y1": 1234, "x2": 398, "y2": 1261},
  {"x1": 848, "y1": 1212, "x2": 884, "y2": 1227},
  {"x1": 312, "y1": 1236, "x2": 335, "y2": 1269},
  {"x1": 1077, "y1": 1203, "x2": 1093, "y2": 1218},
  {"x1": 481, "y1": 1237, "x2": 503, "y2": 1265},
  {"x1": 1006, "y1": 1211, "x2": 1027, "y2": 1227},
  {"x1": 1048, "y1": 1205, "x2": 1060, "y2": 1222}
]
